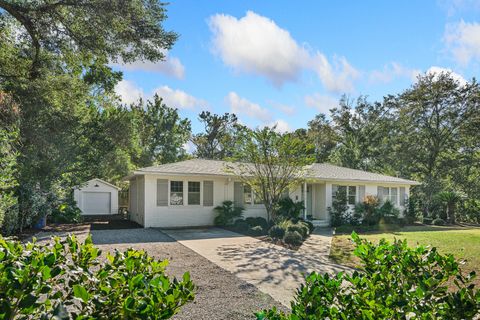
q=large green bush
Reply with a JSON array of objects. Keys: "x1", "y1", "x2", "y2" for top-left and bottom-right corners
[
  {"x1": 0, "y1": 235, "x2": 195, "y2": 319},
  {"x1": 283, "y1": 230, "x2": 303, "y2": 247},
  {"x1": 257, "y1": 232, "x2": 480, "y2": 319},
  {"x1": 276, "y1": 198, "x2": 305, "y2": 220},
  {"x1": 49, "y1": 200, "x2": 82, "y2": 224},
  {"x1": 268, "y1": 225, "x2": 285, "y2": 240},
  {"x1": 328, "y1": 188, "x2": 349, "y2": 227},
  {"x1": 213, "y1": 200, "x2": 244, "y2": 226}
]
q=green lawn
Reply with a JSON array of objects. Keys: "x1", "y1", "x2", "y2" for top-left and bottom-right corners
[{"x1": 330, "y1": 224, "x2": 480, "y2": 286}]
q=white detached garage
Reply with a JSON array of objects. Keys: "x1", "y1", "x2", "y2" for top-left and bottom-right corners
[{"x1": 74, "y1": 178, "x2": 120, "y2": 215}]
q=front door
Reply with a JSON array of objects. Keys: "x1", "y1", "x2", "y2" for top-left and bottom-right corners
[
  {"x1": 307, "y1": 185, "x2": 313, "y2": 216},
  {"x1": 302, "y1": 184, "x2": 314, "y2": 217}
]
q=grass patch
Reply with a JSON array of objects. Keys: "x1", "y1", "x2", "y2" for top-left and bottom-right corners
[{"x1": 330, "y1": 224, "x2": 480, "y2": 287}]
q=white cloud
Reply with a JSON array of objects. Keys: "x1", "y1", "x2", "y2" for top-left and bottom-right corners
[
  {"x1": 114, "y1": 81, "x2": 207, "y2": 109},
  {"x1": 153, "y1": 86, "x2": 208, "y2": 110},
  {"x1": 113, "y1": 51, "x2": 185, "y2": 79},
  {"x1": 226, "y1": 91, "x2": 272, "y2": 122},
  {"x1": 425, "y1": 66, "x2": 468, "y2": 85},
  {"x1": 183, "y1": 141, "x2": 195, "y2": 154},
  {"x1": 209, "y1": 11, "x2": 358, "y2": 92},
  {"x1": 444, "y1": 20, "x2": 480, "y2": 65},
  {"x1": 268, "y1": 101, "x2": 296, "y2": 115},
  {"x1": 304, "y1": 93, "x2": 339, "y2": 114},
  {"x1": 268, "y1": 119, "x2": 292, "y2": 133},
  {"x1": 369, "y1": 62, "x2": 420, "y2": 84},
  {"x1": 115, "y1": 80, "x2": 144, "y2": 105},
  {"x1": 310, "y1": 53, "x2": 360, "y2": 92}
]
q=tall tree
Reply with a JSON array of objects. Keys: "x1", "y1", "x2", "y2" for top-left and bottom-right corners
[
  {"x1": 228, "y1": 127, "x2": 314, "y2": 222},
  {"x1": 131, "y1": 95, "x2": 191, "y2": 167},
  {"x1": 0, "y1": 0, "x2": 179, "y2": 233},
  {"x1": 0, "y1": 0, "x2": 177, "y2": 81},
  {"x1": 306, "y1": 114, "x2": 338, "y2": 163},
  {"x1": 392, "y1": 72, "x2": 479, "y2": 213},
  {"x1": 191, "y1": 111, "x2": 241, "y2": 159},
  {"x1": 329, "y1": 96, "x2": 395, "y2": 173},
  {"x1": 0, "y1": 92, "x2": 19, "y2": 232}
]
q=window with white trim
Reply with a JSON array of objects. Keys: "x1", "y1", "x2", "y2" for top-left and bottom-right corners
[
  {"x1": 242, "y1": 184, "x2": 263, "y2": 205},
  {"x1": 332, "y1": 185, "x2": 357, "y2": 205},
  {"x1": 188, "y1": 181, "x2": 200, "y2": 205},
  {"x1": 253, "y1": 191, "x2": 263, "y2": 205},
  {"x1": 243, "y1": 184, "x2": 252, "y2": 205},
  {"x1": 379, "y1": 187, "x2": 398, "y2": 205},
  {"x1": 170, "y1": 181, "x2": 184, "y2": 205}
]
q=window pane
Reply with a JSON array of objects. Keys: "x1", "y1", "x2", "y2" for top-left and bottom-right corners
[
  {"x1": 170, "y1": 181, "x2": 183, "y2": 205},
  {"x1": 203, "y1": 181, "x2": 214, "y2": 206},
  {"x1": 253, "y1": 192, "x2": 263, "y2": 204},
  {"x1": 244, "y1": 185, "x2": 252, "y2": 204},
  {"x1": 348, "y1": 195, "x2": 356, "y2": 205},
  {"x1": 391, "y1": 187, "x2": 398, "y2": 205},
  {"x1": 188, "y1": 181, "x2": 200, "y2": 192},
  {"x1": 171, "y1": 181, "x2": 183, "y2": 193},
  {"x1": 348, "y1": 186, "x2": 356, "y2": 197},
  {"x1": 383, "y1": 187, "x2": 390, "y2": 200},
  {"x1": 188, "y1": 193, "x2": 200, "y2": 205},
  {"x1": 188, "y1": 181, "x2": 200, "y2": 205}
]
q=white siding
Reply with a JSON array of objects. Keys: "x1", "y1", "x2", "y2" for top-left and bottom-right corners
[
  {"x1": 137, "y1": 172, "x2": 413, "y2": 227},
  {"x1": 142, "y1": 174, "x2": 268, "y2": 228}
]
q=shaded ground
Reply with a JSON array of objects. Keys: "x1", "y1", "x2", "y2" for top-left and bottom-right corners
[
  {"x1": 330, "y1": 224, "x2": 480, "y2": 287},
  {"x1": 163, "y1": 227, "x2": 350, "y2": 307},
  {"x1": 32, "y1": 227, "x2": 287, "y2": 319},
  {"x1": 83, "y1": 214, "x2": 142, "y2": 230}
]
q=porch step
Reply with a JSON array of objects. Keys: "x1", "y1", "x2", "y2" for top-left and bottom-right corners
[{"x1": 311, "y1": 220, "x2": 329, "y2": 227}]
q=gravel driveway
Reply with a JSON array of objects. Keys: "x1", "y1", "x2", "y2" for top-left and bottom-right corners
[{"x1": 34, "y1": 227, "x2": 286, "y2": 319}]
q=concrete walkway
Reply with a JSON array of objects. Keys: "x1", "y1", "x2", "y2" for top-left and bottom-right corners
[{"x1": 162, "y1": 227, "x2": 349, "y2": 307}]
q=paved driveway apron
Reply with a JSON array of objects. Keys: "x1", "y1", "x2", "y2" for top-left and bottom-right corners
[{"x1": 162, "y1": 227, "x2": 349, "y2": 307}]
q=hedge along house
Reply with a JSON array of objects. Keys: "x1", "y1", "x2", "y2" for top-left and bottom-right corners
[{"x1": 124, "y1": 159, "x2": 420, "y2": 228}]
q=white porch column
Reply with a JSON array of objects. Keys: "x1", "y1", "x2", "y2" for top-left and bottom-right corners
[{"x1": 304, "y1": 181, "x2": 307, "y2": 220}]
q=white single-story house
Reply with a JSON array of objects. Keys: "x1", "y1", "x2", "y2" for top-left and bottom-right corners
[
  {"x1": 124, "y1": 159, "x2": 420, "y2": 228},
  {"x1": 74, "y1": 178, "x2": 120, "y2": 215}
]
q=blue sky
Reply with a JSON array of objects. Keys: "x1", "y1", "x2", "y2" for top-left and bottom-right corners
[{"x1": 114, "y1": 0, "x2": 480, "y2": 134}]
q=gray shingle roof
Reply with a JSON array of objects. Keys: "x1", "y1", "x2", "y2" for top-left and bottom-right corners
[
  {"x1": 132, "y1": 159, "x2": 419, "y2": 185},
  {"x1": 306, "y1": 163, "x2": 419, "y2": 185}
]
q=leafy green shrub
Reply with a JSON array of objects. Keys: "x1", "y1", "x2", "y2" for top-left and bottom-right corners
[
  {"x1": 254, "y1": 217, "x2": 269, "y2": 230},
  {"x1": 433, "y1": 217, "x2": 446, "y2": 225},
  {"x1": 380, "y1": 215, "x2": 398, "y2": 225},
  {"x1": 301, "y1": 219, "x2": 315, "y2": 233},
  {"x1": 245, "y1": 217, "x2": 257, "y2": 226},
  {"x1": 232, "y1": 219, "x2": 249, "y2": 233},
  {"x1": 248, "y1": 225, "x2": 265, "y2": 236},
  {"x1": 0, "y1": 235, "x2": 195, "y2": 319},
  {"x1": 328, "y1": 188, "x2": 349, "y2": 227},
  {"x1": 49, "y1": 201, "x2": 82, "y2": 223},
  {"x1": 423, "y1": 217, "x2": 433, "y2": 225},
  {"x1": 283, "y1": 230, "x2": 303, "y2": 246},
  {"x1": 277, "y1": 197, "x2": 305, "y2": 220},
  {"x1": 355, "y1": 195, "x2": 381, "y2": 226},
  {"x1": 405, "y1": 197, "x2": 418, "y2": 224},
  {"x1": 287, "y1": 224, "x2": 308, "y2": 240},
  {"x1": 459, "y1": 199, "x2": 480, "y2": 224},
  {"x1": 268, "y1": 225, "x2": 285, "y2": 240},
  {"x1": 257, "y1": 232, "x2": 480, "y2": 319},
  {"x1": 213, "y1": 200, "x2": 244, "y2": 226}
]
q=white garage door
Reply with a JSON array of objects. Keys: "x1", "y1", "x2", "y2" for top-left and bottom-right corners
[{"x1": 83, "y1": 192, "x2": 111, "y2": 214}]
